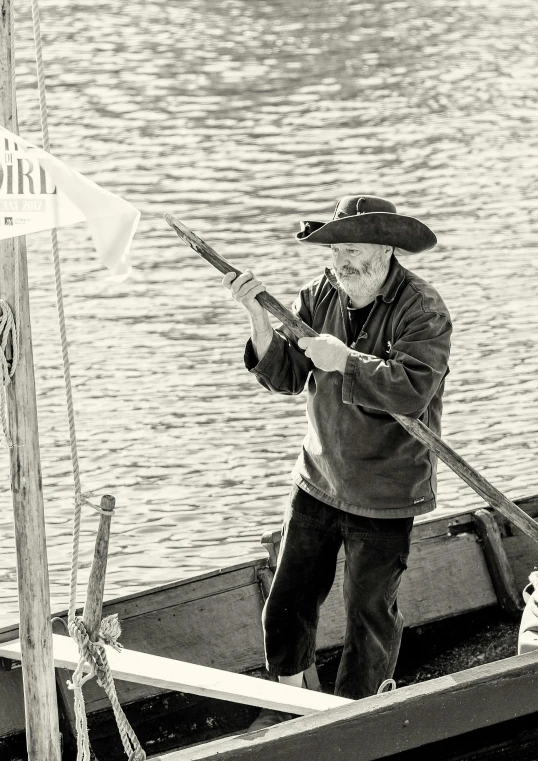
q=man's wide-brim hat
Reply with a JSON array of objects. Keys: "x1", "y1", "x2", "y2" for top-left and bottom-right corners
[{"x1": 296, "y1": 195, "x2": 437, "y2": 253}]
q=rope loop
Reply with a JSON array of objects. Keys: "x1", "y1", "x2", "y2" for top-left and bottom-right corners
[
  {"x1": 0, "y1": 299, "x2": 18, "y2": 381},
  {"x1": 377, "y1": 678, "x2": 396, "y2": 694},
  {"x1": 75, "y1": 491, "x2": 116, "y2": 517},
  {"x1": 0, "y1": 297, "x2": 20, "y2": 447}
]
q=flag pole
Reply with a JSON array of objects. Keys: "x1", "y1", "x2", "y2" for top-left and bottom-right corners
[{"x1": 0, "y1": 4, "x2": 62, "y2": 760}]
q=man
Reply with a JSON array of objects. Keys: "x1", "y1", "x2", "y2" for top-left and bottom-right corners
[{"x1": 222, "y1": 194, "x2": 452, "y2": 725}]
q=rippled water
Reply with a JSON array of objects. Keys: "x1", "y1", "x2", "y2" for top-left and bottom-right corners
[{"x1": 1, "y1": 0, "x2": 538, "y2": 624}]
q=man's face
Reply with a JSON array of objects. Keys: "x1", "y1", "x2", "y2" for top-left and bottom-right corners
[{"x1": 330, "y1": 242, "x2": 390, "y2": 281}]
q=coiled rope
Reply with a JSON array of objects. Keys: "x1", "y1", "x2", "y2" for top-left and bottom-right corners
[
  {"x1": 0, "y1": 295, "x2": 19, "y2": 448},
  {"x1": 25, "y1": 2, "x2": 145, "y2": 759}
]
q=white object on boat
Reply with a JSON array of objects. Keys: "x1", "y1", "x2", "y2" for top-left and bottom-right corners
[
  {"x1": 518, "y1": 582, "x2": 538, "y2": 655},
  {"x1": 0, "y1": 634, "x2": 353, "y2": 715}
]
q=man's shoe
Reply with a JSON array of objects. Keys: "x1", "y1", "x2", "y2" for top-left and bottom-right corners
[{"x1": 246, "y1": 707, "x2": 298, "y2": 731}]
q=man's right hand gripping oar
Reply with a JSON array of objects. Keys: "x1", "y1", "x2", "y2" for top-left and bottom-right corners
[{"x1": 222, "y1": 269, "x2": 272, "y2": 362}]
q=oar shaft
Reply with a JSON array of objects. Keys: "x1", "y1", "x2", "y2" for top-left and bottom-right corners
[
  {"x1": 163, "y1": 214, "x2": 317, "y2": 339},
  {"x1": 165, "y1": 213, "x2": 538, "y2": 546},
  {"x1": 393, "y1": 414, "x2": 538, "y2": 542}
]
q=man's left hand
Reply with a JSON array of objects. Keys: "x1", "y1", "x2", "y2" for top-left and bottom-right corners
[{"x1": 298, "y1": 334, "x2": 350, "y2": 374}]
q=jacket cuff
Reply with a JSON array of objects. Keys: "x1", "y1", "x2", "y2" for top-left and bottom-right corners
[
  {"x1": 342, "y1": 350, "x2": 379, "y2": 405},
  {"x1": 244, "y1": 332, "x2": 281, "y2": 374},
  {"x1": 342, "y1": 352, "x2": 358, "y2": 404}
]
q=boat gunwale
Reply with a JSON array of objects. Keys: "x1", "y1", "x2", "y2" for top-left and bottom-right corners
[
  {"x1": 1, "y1": 493, "x2": 537, "y2": 642},
  {"x1": 152, "y1": 648, "x2": 538, "y2": 761}
]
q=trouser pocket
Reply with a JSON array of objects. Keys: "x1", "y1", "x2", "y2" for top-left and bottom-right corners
[{"x1": 384, "y1": 552, "x2": 409, "y2": 604}]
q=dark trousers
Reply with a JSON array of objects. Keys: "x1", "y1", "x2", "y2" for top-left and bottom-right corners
[{"x1": 262, "y1": 485, "x2": 413, "y2": 699}]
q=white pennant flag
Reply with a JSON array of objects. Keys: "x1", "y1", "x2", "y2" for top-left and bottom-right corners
[{"x1": 0, "y1": 126, "x2": 140, "y2": 279}]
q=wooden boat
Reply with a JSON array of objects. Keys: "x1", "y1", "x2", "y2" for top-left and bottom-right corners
[
  {"x1": 1, "y1": 126, "x2": 537, "y2": 761},
  {"x1": 2, "y1": 491, "x2": 538, "y2": 761},
  {"x1": 2, "y1": 6, "x2": 538, "y2": 759}
]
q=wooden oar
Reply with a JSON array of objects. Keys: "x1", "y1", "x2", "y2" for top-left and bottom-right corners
[{"x1": 164, "y1": 213, "x2": 538, "y2": 546}]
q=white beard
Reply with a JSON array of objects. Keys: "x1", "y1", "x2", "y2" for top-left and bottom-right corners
[{"x1": 334, "y1": 255, "x2": 390, "y2": 307}]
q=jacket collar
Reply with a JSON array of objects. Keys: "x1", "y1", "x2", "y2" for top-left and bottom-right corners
[{"x1": 325, "y1": 254, "x2": 405, "y2": 304}]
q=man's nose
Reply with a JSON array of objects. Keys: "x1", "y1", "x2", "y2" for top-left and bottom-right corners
[{"x1": 332, "y1": 245, "x2": 351, "y2": 266}]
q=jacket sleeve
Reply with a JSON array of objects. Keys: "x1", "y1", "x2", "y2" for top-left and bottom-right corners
[
  {"x1": 244, "y1": 290, "x2": 314, "y2": 395},
  {"x1": 342, "y1": 310, "x2": 452, "y2": 416}
]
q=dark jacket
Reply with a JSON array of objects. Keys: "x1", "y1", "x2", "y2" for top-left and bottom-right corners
[{"x1": 245, "y1": 255, "x2": 452, "y2": 518}]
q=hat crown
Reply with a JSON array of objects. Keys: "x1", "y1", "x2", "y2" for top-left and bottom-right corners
[{"x1": 334, "y1": 195, "x2": 397, "y2": 219}]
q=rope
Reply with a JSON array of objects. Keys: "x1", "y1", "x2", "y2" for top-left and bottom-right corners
[
  {"x1": 0, "y1": 299, "x2": 18, "y2": 446},
  {"x1": 27, "y1": 3, "x2": 144, "y2": 759},
  {"x1": 30, "y1": 0, "x2": 86, "y2": 627},
  {"x1": 377, "y1": 679, "x2": 396, "y2": 694},
  {"x1": 68, "y1": 617, "x2": 146, "y2": 761}
]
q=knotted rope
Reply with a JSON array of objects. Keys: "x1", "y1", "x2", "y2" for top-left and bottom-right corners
[
  {"x1": 68, "y1": 616, "x2": 145, "y2": 761},
  {"x1": 25, "y1": 2, "x2": 145, "y2": 758}
]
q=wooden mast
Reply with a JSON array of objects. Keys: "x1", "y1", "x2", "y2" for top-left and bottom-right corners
[{"x1": 0, "y1": 3, "x2": 62, "y2": 760}]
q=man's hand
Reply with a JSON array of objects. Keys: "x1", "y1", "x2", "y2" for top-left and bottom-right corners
[
  {"x1": 222, "y1": 269, "x2": 273, "y2": 360},
  {"x1": 298, "y1": 335, "x2": 351, "y2": 374},
  {"x1": 222, "y1": 270, "x2": 267, "y2": 320}
]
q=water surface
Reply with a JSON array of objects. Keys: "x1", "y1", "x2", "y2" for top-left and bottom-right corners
[{"x1": 1, "y1": 0, "x2": 538, "y2": 624}]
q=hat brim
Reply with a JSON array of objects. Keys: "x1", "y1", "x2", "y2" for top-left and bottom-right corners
[{"x1": 296, "y1": 212, "x2": 437, "y2": 253}]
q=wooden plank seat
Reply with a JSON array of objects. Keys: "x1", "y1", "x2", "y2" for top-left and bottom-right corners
[
  {"x1": 0, "y1": 560, "x2": 272, "y2": 740},
  {"x1": 0, "y1": 635, "x2": 352, "y2": 716}
]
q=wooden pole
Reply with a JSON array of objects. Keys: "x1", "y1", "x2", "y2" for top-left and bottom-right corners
[
  {"x1": 164, "y1": 214, "x2": 538, "y2": 547},
  {"x1": 0, "y1": 3, "x2": 61, "y2": 760},
  {"x1": 83, "y1": 494, "x2": 115, "y2": 639},
  {"x1": 164, "y1": 215, "x2": 317, "y2": 341},
  {"x1": 391, "y1": 413, "x2": 538, "y2": 544}
]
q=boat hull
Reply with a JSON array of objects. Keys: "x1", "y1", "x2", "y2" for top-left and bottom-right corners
[{"x1": 0, "y1": 497, "x2": 537, "y2": 759}]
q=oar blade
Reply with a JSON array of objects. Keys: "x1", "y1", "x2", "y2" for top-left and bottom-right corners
[{"x1": 164, "y1": 213, "x2": 241, "y2": 277}]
